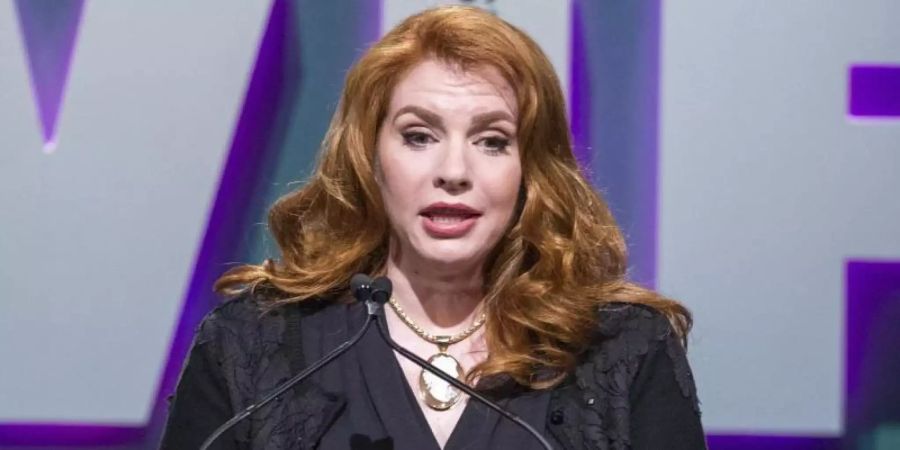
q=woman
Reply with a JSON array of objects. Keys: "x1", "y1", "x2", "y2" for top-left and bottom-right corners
[{"x1": 161, "y1": 6, "x2": 705, "y2": 450}]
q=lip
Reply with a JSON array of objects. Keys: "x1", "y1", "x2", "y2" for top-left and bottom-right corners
[{"x1": 419, "y1": 202, "x2": 482, "y2": 238}]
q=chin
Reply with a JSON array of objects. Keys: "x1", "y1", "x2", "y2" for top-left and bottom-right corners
[{"x1": 417, "y1": 244, "x2": 484, "y2": 270}]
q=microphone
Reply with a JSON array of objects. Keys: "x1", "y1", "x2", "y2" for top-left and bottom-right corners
[
  {"x1": 370, "y1": 276, "x2": 555, "y2": 450},
  {"x1": 198, "y1": 274, "x2": 381, "y2": 450},
  {"x1": 350, "y1": 273, "x2": 373, "y2": 299},
  {"x1": 370, "y1": 275, "x2": 392, "y2": 307}
]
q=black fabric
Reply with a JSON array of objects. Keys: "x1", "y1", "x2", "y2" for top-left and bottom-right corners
[
  {"x1": 284, "y1": 303, "x2": 305, "y2": 375},
  {"x1": 160, "y1": 294, "x2": 706, "y2": 450},
  {"x1": 160, "y1": 321, "x2": 238, "y2": 450}
]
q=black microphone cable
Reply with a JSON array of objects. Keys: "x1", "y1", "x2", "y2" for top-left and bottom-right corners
[
  {"x1": 198, "y1": 274, "x2": 380, "y2": 450},
  {"x1": 369, "y1": 276, "x2": 555, "y2": 450}
]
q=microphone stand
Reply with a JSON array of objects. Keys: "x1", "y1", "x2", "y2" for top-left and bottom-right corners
[{"x1": 369, "y1": 278, "x2": 555, "y2": 450}]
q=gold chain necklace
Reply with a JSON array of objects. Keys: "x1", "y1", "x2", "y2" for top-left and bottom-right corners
[{"x1": 388, "y1": 296, "x2": 486, "y2": 411}]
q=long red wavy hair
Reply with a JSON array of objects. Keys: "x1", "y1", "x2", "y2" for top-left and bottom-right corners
[{"x1": 215, "y1": 5, "x2": 691, "y2": 389}]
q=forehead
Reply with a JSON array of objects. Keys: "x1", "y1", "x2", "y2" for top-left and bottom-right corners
[{"x1": 388, "y1": 58, "x2": 518, "y2": 117}]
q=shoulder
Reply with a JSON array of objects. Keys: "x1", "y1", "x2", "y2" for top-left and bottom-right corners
[
  {"x1": 590, "y1": 302, "x2": 677, "y2": 370},
  {"x1": 194, "y1": 293, "x2": 273, "y2": 346},
  {"x1": 596, "y1": 301, "x2": 700, "y2": 402},
  {"x1": 596, "y1": 302, "x2": 674, "y2": 343},
  {"x1": 566, "y1": 302, "x2": 682, "y2": 398},
  {"x1": 547, "y1": 302, "x2": 703, "y2": 449},
  {"x1": 197, "y1": 293, "x2": 264, "y2": 332},
  {"x1": 193, "y1": 291, "x2": 332, "y2": 355},
  {"x1": 189, "y1": 292, "x2": 338, "y2": 399},
  {"x1": 168, "y1": 293, "x2": 344, "y2": 447},
  {"x1": 586, "y1": 302, "x2": 697, "y2": 404}
]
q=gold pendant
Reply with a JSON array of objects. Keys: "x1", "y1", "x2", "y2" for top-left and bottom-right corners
[{"x1": 418, "y1": 350, "x2": 464, "y2": 410}]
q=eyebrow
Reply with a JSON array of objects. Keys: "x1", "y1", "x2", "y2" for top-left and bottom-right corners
[{"x1": 392, "y1": 105, "x2": 516, "y2": 131}]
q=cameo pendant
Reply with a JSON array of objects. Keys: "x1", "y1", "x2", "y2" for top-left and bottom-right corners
[{"x1": 418, "y1": 341, "x2": 464, "y2": 410}]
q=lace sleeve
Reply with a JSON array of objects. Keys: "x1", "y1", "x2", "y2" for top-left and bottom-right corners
[
  {"x1": 628, "y1": 318, "x2": 706, "y2": 449},
  {"x1": 547, "y1": 304, "x2": 706, "y2": 450},
  {"x1": 161, "y1": 296, "x2": 346, "y2": 450},
  {"x1": 159, "y1": 310, "x2": 242, "y2": 450}
]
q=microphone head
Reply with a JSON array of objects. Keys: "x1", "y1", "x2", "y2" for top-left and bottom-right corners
[
  {"x1": 371, "y1": 276, "x2": 393, "y2": 305},
  {"x1": 350, "y1": 273, "x2": 373, "y2": 302}
]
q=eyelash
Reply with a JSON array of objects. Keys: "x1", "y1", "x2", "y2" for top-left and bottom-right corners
[
  {"x1": 401, "y1": 131, "x2": 436, "y2": 148},
  {"x1": 400, "y1": 131, "x2": 511, "y2": 154}
]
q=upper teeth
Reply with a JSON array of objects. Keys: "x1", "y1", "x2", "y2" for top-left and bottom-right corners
[
  {"x1": 430, "y1": 208, "x2": 468, "y2": 215},
  {"x1": 430, "y1": 215, "x2": 465, "y2": 223}
]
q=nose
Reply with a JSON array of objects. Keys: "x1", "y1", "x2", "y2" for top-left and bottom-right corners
[{"x1": 433, "y1": 138, "x2": 471, "y2": 193}]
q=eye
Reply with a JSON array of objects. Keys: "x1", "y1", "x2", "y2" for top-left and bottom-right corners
[
  {"x1": 476, "y1": 135, "x2": 511, "y2": 154},
  {"x1": 401, "y1": 131, "x2": 437, "y2": 148}
]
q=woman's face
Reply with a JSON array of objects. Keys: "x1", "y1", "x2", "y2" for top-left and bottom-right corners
[{"x1": 376, "y1": 58, "x2": 522, "y2": 272}]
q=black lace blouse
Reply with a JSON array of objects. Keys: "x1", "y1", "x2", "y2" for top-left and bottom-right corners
[{"x1": 160, "y1": 295, "x2": 706, "y2": 449}]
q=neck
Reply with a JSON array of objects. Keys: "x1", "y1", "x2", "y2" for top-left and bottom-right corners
[{"x1": 384, "y1": 252, "x2": 485, "y2": 331}]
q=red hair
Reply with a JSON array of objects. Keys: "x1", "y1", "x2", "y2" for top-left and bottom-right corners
[{"x1": 215, "y1": 5, "x2": 691, "y2": 389}]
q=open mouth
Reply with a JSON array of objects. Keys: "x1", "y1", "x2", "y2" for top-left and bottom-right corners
[
  {"x1": 418, "y1": 205, "x2": 482, "y2": 238},
  {"x1": 420, "y1": 209, "x2": 481, "y2": 223}
]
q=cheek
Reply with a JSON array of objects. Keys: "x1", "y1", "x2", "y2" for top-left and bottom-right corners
[
  {"x1": 379, "y1": 153, "x2": 414, "y2": 196},
  {"x1": 375, "y1": 133, "x2": 405, "y2": 194},
  {"x1": 483, "y1": 163, "x2": 522, "y2": 211},
  {"x1": 377, "y1": 153, "x2": 428, "y2": 222}
]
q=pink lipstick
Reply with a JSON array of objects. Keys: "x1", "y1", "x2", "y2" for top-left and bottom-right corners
[{"x1": 419, "y1": 202, "x2": 482, "y2": 238}]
